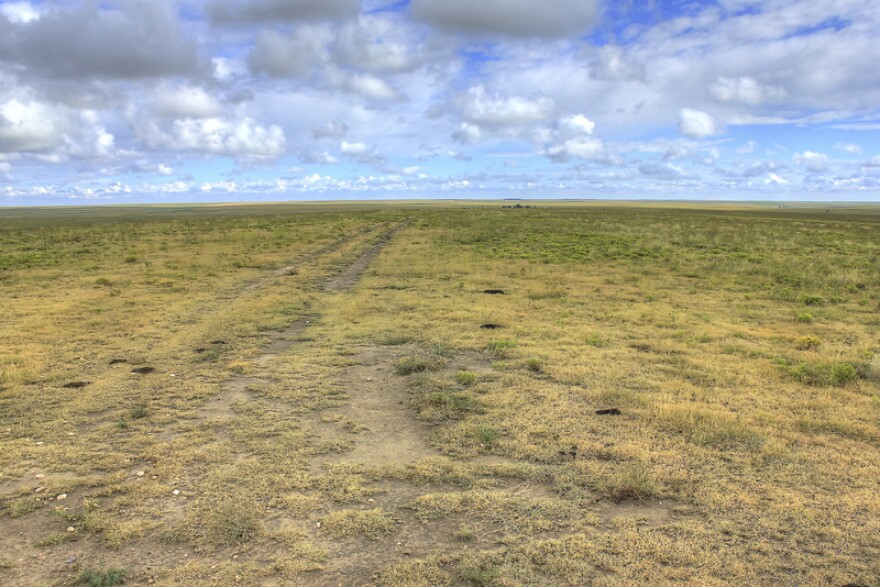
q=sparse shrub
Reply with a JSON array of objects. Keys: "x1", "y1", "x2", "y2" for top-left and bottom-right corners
[
  {"x1": 789, "y1": 362, "x2": 859, "y2": 387},
  {"x1": 394, "y1": 355, "x2": 445, "y2": 376},
  {"x1": 800, "y1": 294, "x2": 825, "y2": 306},
  {"x1": 586, "y1": 332, "x2": 610, "y2": 347},
  {"x1": 79, "y1": 567, "x2": 126, "y2": 587},
  {"x1": 525, "y1": 358, "x2": 543, "y2": 373},
  {"x1": 795, "y1": 335, "x2": 821, "y2": 350},
  {"x1": 129, "y1": 405, "x2": 148, "y2": 419},
  {"x1": 94, "y1": 278, "x2": 112, "y2": 287},
  {"x1": 474, "y1": 424, "x2": 501, "y2": 446},
  {"x1": 453, "y1": 525, "x2": 476, "y2": 542},
  {"x1": 123, "y1": 256, "x2": 137, "y2": 264},
  {"x1": 797, "y1": 313, "x2": 814, "y2": 323},
  {"x1": 455, "y1": 370, "x2": 477, "y2": 386}
]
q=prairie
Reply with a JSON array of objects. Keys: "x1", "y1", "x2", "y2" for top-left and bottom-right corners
[{"x1": 1, "y1": 202, "x2": 878, "y2": 586}]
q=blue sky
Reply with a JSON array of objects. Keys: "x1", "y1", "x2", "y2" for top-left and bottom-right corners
[{"x1": 1, "y1": 0, "x2": 879, "y2": 205}]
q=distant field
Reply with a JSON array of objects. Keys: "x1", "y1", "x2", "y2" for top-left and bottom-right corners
[{"x1": 1, "y1": 202, "x2": 878, "y2": 586}]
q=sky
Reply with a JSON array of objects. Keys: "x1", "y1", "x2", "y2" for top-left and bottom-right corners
[{"x1": 1, "y1": 0, "x2": 880, "y2": 205}]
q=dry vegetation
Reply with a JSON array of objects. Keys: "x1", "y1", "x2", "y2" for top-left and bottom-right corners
[{"x1": 1, "y1": 202, "x2": 879, "y2": 586}]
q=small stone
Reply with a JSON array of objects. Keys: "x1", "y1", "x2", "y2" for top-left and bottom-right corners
[
  {"x1": 136, "y1": 471, "x2": 145, "y2": 477},
  {"x1": 66, "y1": 556, "x2": 77, "y2": 565},
  {"x1": 173, "y1": 489, "x2": 180, "y2": 496},
  {"x1": 233, "y1": 554, "x2": 238, "y2": 560},
  {"x1": 315, "y1": 522, "x2": 322, "y2": 528},
  {"x1": 35, "y1": 487, "x2": 46, "y2": 493},
  {"x1": 367, "y1": 498, "x2": 375, "y2": 503},
  {"x1": 35, "y1": 474, "x2": 45, "y2": 479},
  {"x1": 67, "y1": 527, "x2": 76, "y2": 533},
  {"x1": 56, "y1": 494, "x2": 67, "y2": 501},
  {"x1": 35, "y1": 441, "x2": 44, "y2": 445}
]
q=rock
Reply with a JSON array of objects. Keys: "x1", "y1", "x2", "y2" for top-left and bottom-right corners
[
  {"x1": 315, "y1": 522, "x2": 321, "y2": 528},
  {"x1": 35, "y1": 487, "x2": 46, "y2": 493},
  {"x1": 66, "y1": 557, "x2": 77, "y2": 565},
  {"x1": 35, "y1": 474, "x2": 45, "y2": 479},
  {"x1": 136, "y1": 471, "x2": 145, "y2": 477},
  {"x1": 596, "y1": 408, "x2": 622, "y2": 416},
  {"x1": 67, "y1": 527, "x2": 76, "y2": 533},
  {"x1": 173, "y1": 489, "x2": 180, "y2": 496},
  {"x1": 56, "y1": 494, "x2": 67, "y2": 501}
]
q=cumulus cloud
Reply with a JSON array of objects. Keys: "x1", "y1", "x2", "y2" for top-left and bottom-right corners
[
  {"x1": 206, "y1": 0, "x2": 360, "y2": 24},
  {"x1": 452, "y1": 123, "x2": 482, "y2": 144},
  {"x1": 312, "y1": 120, "x2": 348, "y2": 141},
  {"x1": 0, "y1": 99, "x2": 63, "y2": 152},
  {"x1": 340, "y1": 140, "x2": 386, "y2": 165},
  {"x1": 793, "y1": 151, "x2": 828, "y2": 172},
  {"x1": 157, "y1": 117, "x2": 286, "y2": 158},
  {"x1": 544, "y1": 137, "x2": 606, "y2": 162},
  {"x1": 152, "y1": 86, "x2": 222, "y2": 119},
  {"x1": 247, "y1": 27, "x2": 331, "y2": 77},
  {"x1": 710, "y1": 76, "x2": 784, "y2": 106},
  {"x1": 833, "y1": 142, "x2": 861, "y2": 154},
  {"x1": 333, "y1": 16, "x2": 422, "y2": 74},
  {"x1": 678, "y1": 109, "x2": 720, "y2": 139},
  {"x1": 411, "y1": 0, "x2": 599, "y2": 38},
  {"x1": 461, "y1": 85, "x2": 555, "y2": 127},
  {"x1": 0, "y1": 1, "x2": 202, "y2": 79}
]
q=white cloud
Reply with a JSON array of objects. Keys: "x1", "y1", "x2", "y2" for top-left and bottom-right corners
[
  {"x1": 411, "y1": 0, "x2": 600, "y2": 38},
  {"x1": 162, "y1": 117, "x2": 286, "y2": 158},
  {"x1": 0, "y1": 99, "x2": 63, "y2": 152},
  {"x1": 0, "y1": 1, "x2": 41, "y2": 24},
  {"x1": 678, "y1": 108, "x2": 720, "y2": 139},
  {"x1": 461, "y1": 85, "x2": 555, "y2": 127},
  {"x1": 710, "y1": 76, "x2": 784, "y2": 106},
  {"x1": 0, "y1": 161, "x2": 11, "y2": 173},
  {"x1": 766, "y1": 172, "x2": 789, "y2": 185},
  {"x1": 452, "y1": 123, "x2": 482, "y2": 144},
  {"x1": 562, "y1": 114, "x2": 596, "y2": 135},
  {"x1": 340, "y1": 140, "x2": 385, "y2": 165},
  {"x1": 544, "y1": 137, "x2": 606, "y2": 162},
  {"x1": 158, "y1": 164, "x2": 174, "y2": 176},
  {"x1": 793, "y1": 151, "x2": 828, "y2": 172},
  {"x1": 833, "y1": 142, "x2": 861, "y2": 154},
  {"x1": 153, "y1": 86, "x2": 222, "y2": 119}
]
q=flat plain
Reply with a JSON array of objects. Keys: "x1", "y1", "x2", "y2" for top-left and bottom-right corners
[{"x1": 1, "y1": 202, "x2": 878, "y2": 586}]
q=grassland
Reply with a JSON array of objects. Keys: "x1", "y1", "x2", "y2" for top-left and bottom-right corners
[{"x1": 1, "y1": 202, "x2": 878, "y2": 586}]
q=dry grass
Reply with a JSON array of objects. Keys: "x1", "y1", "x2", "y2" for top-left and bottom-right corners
[{"x1": 1, "y1": 202, "x2": 879, "y2": 586}]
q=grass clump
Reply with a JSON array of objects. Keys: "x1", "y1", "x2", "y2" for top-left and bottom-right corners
[
  {"x1": 799, "y1": 294, "x2": 825, "y2": 306},
  {"x1": 394, "y1": 355, "x2": 445, "y2": 375},
  {"x1": 795, "y1": 335, "x2": 821, "y2": 350},
  {"x1": 797, "y1": 312, "x2": 814, "y2": 323},
  {"x1": 455, "y1": 370, "x2": 477, "y2": 386},
  {"x1": 789, "y1": 362, "x2": 859, "y2": 387},
  {"x1": 79, "y1": 567, "x2": 126, "y2": 587},
  {"x1": 202, "y1": 500, "x2": 262, "y2": 547},
  {"x1": 320, "y1": 509, "x2": 396, "y2": 540},
  {"x1": 525, "y1": 357, "x2": 543, "y2": 373}
]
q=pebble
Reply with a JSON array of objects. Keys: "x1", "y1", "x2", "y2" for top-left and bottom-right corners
[
  {"x1": 35, "y1": 441, "x2": 44, "y2": 445},
  {"x1": 173, "y1": 489, "x2": 180, "y2": 496},
  {"x1": 35, "y1": 474, "x2": 45, "y2": 479},
  {"x1": 66, "y1": 557, "x2": 77, "y2": 565},
  {"x1": 35, "y1": 487, "x2": 46, "y2": 493},
  {"x1": 67, "y1": 527, "x2": 76, "y2": 533},
  {"x1": 136, "y1": 471, "x2": 145, "y2": 477},
  {"x1": 56, "y1": 494, "x2": 68, "y2": 501},
  {"x1": 315, "y1": 522, "x2": 322, "y2": 528}
]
